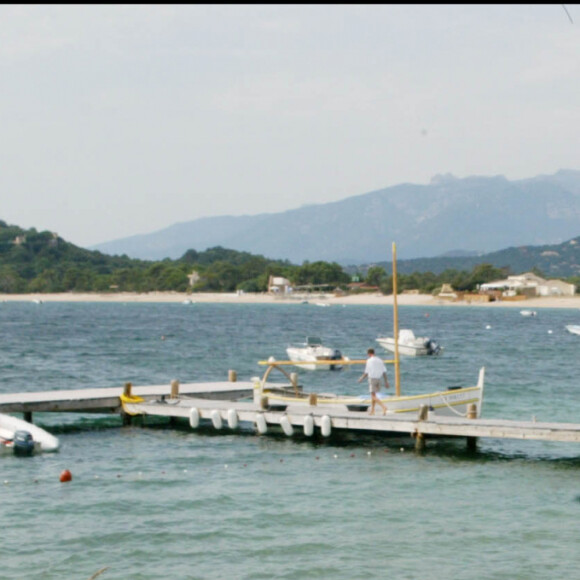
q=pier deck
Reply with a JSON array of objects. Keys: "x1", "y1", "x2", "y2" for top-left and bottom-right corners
[
  {"x1": 121, "y1": 396, "x2": 580, "y2": 445},
  {"x1": 3, "y1": 381, "x2": 580, "y2": 450},
  {"x1": 0, "y1": 381, "x2": 255, "y2": 415}
]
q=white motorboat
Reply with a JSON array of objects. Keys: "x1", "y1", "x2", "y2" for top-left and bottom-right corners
[
  {"x1": 286, "y1": 336, "x2": 345, "y2": 370},
  {"x1": 520, "y1": 310, "x2": 537, "y2": 317},
  {"x1": 0, "y1": 413, "x2": 60, "y2": 456},
  {"x1": 565, "y1": 325, "x2": 580, "y2": 336},
  {"x1": 376, "y1": 329, "x2": 443, "y2": 356}
]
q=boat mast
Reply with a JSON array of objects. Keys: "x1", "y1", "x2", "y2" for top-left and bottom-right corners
[{"x1": 392, "y1": 242, "x2": 401, "y2": 395}]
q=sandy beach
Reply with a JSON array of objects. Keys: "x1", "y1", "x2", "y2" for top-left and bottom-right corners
[{"x1": 1, "y1": 291, "x2": 580, "y2": 309}]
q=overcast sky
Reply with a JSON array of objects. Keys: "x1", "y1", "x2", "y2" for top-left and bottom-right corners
[{"x1": 1, "y1": 4, "x2": 579, "y2": 247}]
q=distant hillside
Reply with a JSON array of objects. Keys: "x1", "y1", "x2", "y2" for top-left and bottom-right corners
[
  {"x1": 2, "y1": 220, "x2": 580, "y2": 294},
  {"x1": 91, "y1": 169, "x2": 580, "y2": 264},
  {"x1": 363, "y1": 236, "x2": 580, "y2": 278},
  {"x1": 0, "y1": 221, "x2": 338, "y2": 293}
]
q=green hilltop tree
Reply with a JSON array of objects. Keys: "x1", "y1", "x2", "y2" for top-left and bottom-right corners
[{"x1": 365, "y1": 266, "x2": 387, "y2": 287}]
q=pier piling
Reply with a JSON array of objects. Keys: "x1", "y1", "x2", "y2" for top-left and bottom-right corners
[
  {"x1": 466, "y1": 403, "x2": 478, "y2": 451},
  {"x1": 122, "y1": 382, "x2": 133, "y2": 425},
  {"x1": 414, "y1": 405, "x2": 429, "y2": 452}
]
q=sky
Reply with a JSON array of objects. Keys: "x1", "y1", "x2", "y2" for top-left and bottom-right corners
[{"x1": 1, "y1": 4, "x2": 580, "y2": 248}]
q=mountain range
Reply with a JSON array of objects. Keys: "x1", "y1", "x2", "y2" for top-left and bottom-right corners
[{"x1": 92, "y1": 169, "x2": 580, "y2": 265}]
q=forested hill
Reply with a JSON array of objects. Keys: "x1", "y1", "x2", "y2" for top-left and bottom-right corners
[
  {"x1": 365, "y1": 236, "x2": 580, "y2": 278},
  {"x1": 1, "y1": 220, "x2": 579, "y2": 295},
  {"x1": 0, "y1": 221, "x2": 347, "y2": 293}
]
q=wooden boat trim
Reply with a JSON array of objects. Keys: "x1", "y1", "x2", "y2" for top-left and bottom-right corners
[{"x1": 263, "y1": 385, "x2": 482, "y2": 406}]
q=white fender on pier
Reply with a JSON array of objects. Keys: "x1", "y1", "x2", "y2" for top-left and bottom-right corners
[
  {"x1": 303, "y1": 415, "x2": 314, "y2": 437},
  {"x1": 189, "y1": 407, "x2": 200, "y2": 429},
  {"x1": 256, "y1": 413, "x2": 268, "y2": 434},
  {"x1": 211, "y1": 409, "x2": 223, "y2": 430},
  {"x1": 227, "y1": 409, "x2": 239, "y2": 429},
  {"x1": 321, "y1": 415, "x2": 332, "y2": 437},
  {"x1": 280, "y1": 414, "x2": 293, "y2": 437}
]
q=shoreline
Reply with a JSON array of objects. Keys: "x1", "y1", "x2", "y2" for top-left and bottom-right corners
[{"x1": 2, "y1": 291, "x2": 580, "y2": 309}]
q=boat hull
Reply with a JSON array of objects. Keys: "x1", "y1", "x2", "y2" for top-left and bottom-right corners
[
  {"x1": 379, "y1": 384, "x2": 482, "y2": 417},
  {"x1": 286, "y1": 346, "x2": 343, "y2": 370},
  {"x1": 376, "y1": 337, "x2": 443, "y2": 356},
  {"x1": 376, "y1": 338, "x2": 429, "y2": 356},
  {"x1": 0, "y1": 413, "x2": 60, "y2": 453},
  {"x1": 264, "y1": 368, "x2": 485, "y2": 419}
]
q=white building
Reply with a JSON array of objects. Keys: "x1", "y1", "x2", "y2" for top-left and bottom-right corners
[
  {"x1": 187, "y1": 270, "x2": 201, "y2": 287},
  {"x1": 480, "y1": 272, "x2": 575, "y2": 296},
  {"x1": 268, "y1": 276, "x2": 292, "y2": 294}
]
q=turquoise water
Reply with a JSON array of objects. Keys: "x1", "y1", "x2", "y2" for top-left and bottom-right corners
[{"x1": 2, "y1": 301, "x2": 580, "y2": 579}]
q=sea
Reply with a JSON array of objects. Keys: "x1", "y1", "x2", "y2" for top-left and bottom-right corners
[{"x1": 2, "y1": 300, "x2": 580, "y2": 580}]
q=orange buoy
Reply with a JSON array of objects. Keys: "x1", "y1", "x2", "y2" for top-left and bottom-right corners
[{"x1": 59, "y1": 469, "x2": 72, "y2": 483}]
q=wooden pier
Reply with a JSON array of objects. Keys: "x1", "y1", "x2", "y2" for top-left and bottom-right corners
[
  {"x1": 0, "y1": 378, "x2": 255, "y2": 420},
  {"x1": 120, "y1": 394, "x2": 580, "y2": 450},
  {"x1": 3, "y1": 376, "x2": 580, "y2": 452},
  {"x1": 6, "y1": 242, "x2": 578, "y2": 454}
]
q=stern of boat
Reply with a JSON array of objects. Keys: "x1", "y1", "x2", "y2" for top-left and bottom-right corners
[{"x1": 475, "y1": 366, "x2": 485, "y2": 418}]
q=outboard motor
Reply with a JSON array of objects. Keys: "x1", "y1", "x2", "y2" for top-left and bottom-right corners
[
  {"x1": 426, "y1": 340, "x2": 441, "y2": 356},
  {"x1": 13, "y1": 430, "x2": 35, "y2": 457},
  {"x1": 330, "y1": 349, "x2": 343, "y2": 371}
]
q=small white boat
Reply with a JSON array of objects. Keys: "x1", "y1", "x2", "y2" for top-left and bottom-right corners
[
  {"x1": 520, "y1": 310, "x2": 537, "y2": 317},
  {"x1": 376, "y1": 329, "x2": 443, "y2": 356},
  {"x1": 0, "y1": 413, "x2": 60, "y2": 455},
  {"x1": 565, "y1": 325, "x2": 580, "y2": 336},
  {"x1": 286, "y1": 336, "x2": 345, "y2": 370}
]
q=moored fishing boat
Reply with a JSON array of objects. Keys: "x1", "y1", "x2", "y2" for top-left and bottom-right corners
[
  {"x1": 256, "y1": 360, "x2": 484, "y2": 418},
  {"x1": 376, "y1": 329, "x2": 443, "y2": 356}
]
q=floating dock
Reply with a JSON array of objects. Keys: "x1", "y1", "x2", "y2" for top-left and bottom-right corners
[{"x1": 4, "y1": 375, "x2": 580, "y2": 452}]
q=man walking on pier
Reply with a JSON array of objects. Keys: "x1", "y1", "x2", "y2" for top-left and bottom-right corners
[{"x1": 358, "y1": 348, "x2": 389, "y2": 415}]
